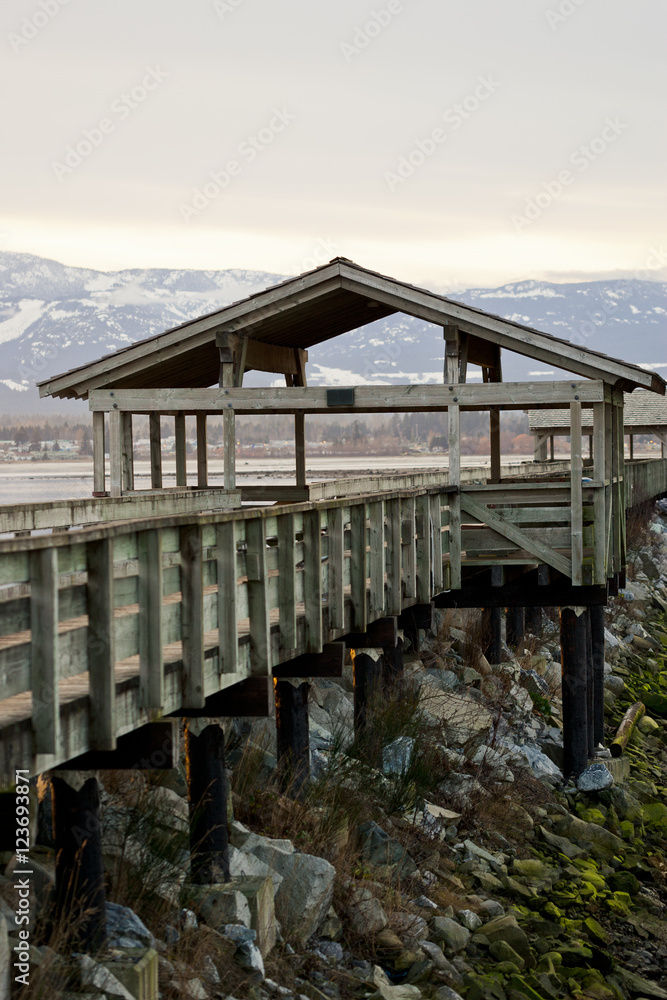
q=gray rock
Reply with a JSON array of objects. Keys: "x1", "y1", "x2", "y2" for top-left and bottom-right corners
[
  {"x1": 604, "y1": 674, "x2": 626, "y2": 696},
  {"x1": 432, "y1": 989, "x2": 465, "y2": 1000},
  {"x1": 197, "y1": 888, "x2": 252, "y2": 930},
  {"x1": 429, "y1": 915, "x2": 471, "y2": 952},
  {"x1": 105, "y1": 902, "x2": 154, "y2": 949},
  {"x1": 383, "y1": 737, "x2": 415, "y2": 776},
  {"x1": 358, "y1": 821, "x2": 417, "y2": 879},
  {"x1": 78, "y1": 955, "x2": 135, "y2": 999},
  {"x1": 501, "y1": 742, "x2": 563, "y2": 782},
  {"x1": 418, "y1": 941, "x2": 464, "y2": 984},
  {"x1": 478, "y1": 899, "x2": 505, "y2": 919},
  {"x1": 576, "y1": 762, "x2": 614, "y2": 792},
  {"x1": 388, "y1": 912, "x2": 428, "y2": 943},
  {"x1": 348, "y1": 887, "x2": 388, "y2": 935},
  {"x1": 251, "y1": 843, "x2": 335, "y2": 944},
  {"x1": 456, "y1": 909, "x2": 482, "y2": 931}
]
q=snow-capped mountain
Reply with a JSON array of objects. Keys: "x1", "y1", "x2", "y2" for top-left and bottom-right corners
[{"x1": 0, "y1": 251, "x2": 665, "y2": 414}]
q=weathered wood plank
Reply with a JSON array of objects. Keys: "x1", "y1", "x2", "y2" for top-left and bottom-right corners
[
  {"x1": 92, "y1": 410, "x2": 105, "y2": 495},
  {"x1": 416, "y1": 494, "x2": 431, "y2": 603},
  {"x1": 88, "y1": 380, "x2": 607, "y2": 413},
  {"x1": 401, "y1": 496, "x2": 416, "y2": 601},
  {"x1": 175, "y1": 412, "x2": 187, "y2": 488},
  {"x1": 180, "y1": 524, "x2": 205, "y2": 708},
  {"x1": 570, "y1": 401, "x2": 583, "y2": 586},
  {"x1": 327, "y1": 506, "x2": 344, "y2": 630},
  {"x1": 349, "y1": 503, "x2": 367, "y2": 632},
  {"x1": 216, "y1": 521, "x2": 238, "y2": 673},
  {"x1": 460, "y1": 494, "x2": 572, "y2": 578},
  {"x1": 149, "y1": 412, "x2": 163, "y2": 490},
  {"x1": 30, "y1": 548, "x2": 59, "y2": 754},
  {"x1": 196, "y1": 413, "x2": 208, "y2": 489},
  {"x1": 138, "y1": 529, "x2": 164, "y2": 710},
  {"x1": 303, "y1": 509, "x2": 322, "y2": 653},
  {"x1": 385, "y1": 498, "x2": 402, "y2": 616},
  {"x1": 108, "y1": 409, "x2": 122, "y2": 498},
  {"x1": 87, "y1": 538, "x2": 116, "y2": 750},
  {"x1": 368, "y1": 501, "x2": 385, "y2": 619},
  {"x1": 448, "y1": 402, "x2": 462, "y2": 589},
  {"x1": 121, "y1": 412, "x2": 134, "y2": 492},
  {"x1": 245, "y1": 518, "x2": 271, "y2": 675},
  {"x1": 278, "y1": 513, "x2": 296, "y2": 650}
]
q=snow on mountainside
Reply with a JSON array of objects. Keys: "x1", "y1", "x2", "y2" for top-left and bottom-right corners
[{"x1": 0, "y1": 252, "x2": 665, "y2": 414}]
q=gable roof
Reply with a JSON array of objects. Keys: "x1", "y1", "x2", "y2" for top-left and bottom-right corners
[
  {"x1": 528, "y1": 390, "x2": 667, "y2": 434},
  {"x1": 37, "y1": 258, "x2": 666, "y2": 399}
]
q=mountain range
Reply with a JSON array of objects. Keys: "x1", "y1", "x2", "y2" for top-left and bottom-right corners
[{"x1": 0, "y1": 250, "x2": 665, "y2": 414}]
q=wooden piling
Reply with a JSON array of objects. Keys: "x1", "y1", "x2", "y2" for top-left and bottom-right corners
[
  {"x1": 560, "y1": 606, "x2": 589, "y2": 779},
  {"x1": 505, "y1": 607, "x2": 525, "y2": 651},
  {"x1": 274, "y1": 679, "x2": 310, "y2": 795},
  {"x1": 51, "y1": 771, "x2": 106, "y2": 951},
  {"x1": 585, "y1": 609, "x2": 595, "y2": 758},
  {"x1": 185, "y1": 721, "x2": 230, "y2": 884},
  {"x1": 525, "y1": 606, "x2": 543, "y2": 636},
  {"x1": 482, "y1": 606, "x2": 502, "y2": 664},
  {"x1": 589, "y1": 604, "x2": 606, "y2": 746}
]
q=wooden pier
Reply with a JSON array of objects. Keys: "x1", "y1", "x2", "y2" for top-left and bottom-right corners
[{"x1": 1, "y1": 258, "x2": 666, "y2": 946}]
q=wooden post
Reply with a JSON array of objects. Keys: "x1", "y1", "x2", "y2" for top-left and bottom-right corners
[
  {"x1": 220, "y1": 359, "x2": 236, "y2": 491},
  {"x1": 175, "y1": 412, "x2": 187, "y2": 488},
  {"x1": 138, "y1": 528, "x2": 164, "y2": 711},
  {"x1": 505, "y1": 606, "x2": 525, "y2": 652},
  {"x1": 327, "y1": 506, "x2": 345, "y2": 631},
  {"x1": 629, "y1": 434, "x2": 634, "y2": 460},
  {"x1": 30, "y1": 548, "x2": 59, "y2": 754},
  {"x1": 121, "y1": 412, "x2": 134, "y2": 491},
  {"x1": 51, "y1": 771, "x2": 106, "y2": 951},
  {"x1": 92, "y1": 410, "x2": 105, "y2": 496},
  {"x1": 525, "y1": 606, "x2": 543, "y2": 636},
  {"x1": 482, "y1": 607, "x2": 502, "y2": 664},
  {"x1": 108, "y1": 408, "x2": 122, "y2": 498},
  {"x1": 560, "y1": 606, "x2": 589, "y2": 779},
  {"x1": 550, "y1": 435, "x2": 555, "y2": 461},
  {"x1": 592, "y1": 401, "x2": 606, "y2": 584},
  {"x1": 275, "y1": 679, "x2": 310, "y2": 795},
  {"x1": 589, "y1": 435, "x2": 593, "y2": 460},
  {"x1": 180, "y1": 524, "x2": 205, "y2": 708},
  {"x1": 448, "y1": 401, "x2": 461, "y2": 590},
  {"x1": 246, "y1": 518, "x2": 271, "y2": 675},
  {"x1": 585, "y1": 608, "x2": 594, "y2": 758},
  {"x1": 590, "y1": 604, "x2": 605, "y2": 747},
  {"x1": 295, "y1": 413, "x2": 306, "y2": 488},
  {"x1": 278, "y1": 512, "x2": 297, "y2": 651},
  {"x1": 303, "y1": 508, "x2": 322, "y2": 653},
  {"x1": 217, "y1": 520, "x2": 239, "y2": 674},
  {"x1": 489, "y1": 407, "x2": 501, "y2": 484},
  {"x1": 349, "y1": 503, "x2": 367, "y2": 633},
  {"x1": 149, "y1": 412, "x2": 162, "y2": 489},
  {"x1": 185, "y1": 721, "x2": 230, "y2": 884},
  {"x1": 570, "y1": 401, "x2": 583, "y2": 586},
  {"x1": 352, "y1": 647, "x2": 383, "y2": 762},
  {"x1": 534, "y1": 435, "x2": 548, "y2": 462},
  {"x1": 196, "y1": 413, "x2": 208, "y2": 488},
  {"x1": 87, "y1": 538, "x2": 116, "y2": 750}
]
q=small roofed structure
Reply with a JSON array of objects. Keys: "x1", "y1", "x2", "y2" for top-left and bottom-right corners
[
  {"x1": 528, "y1": 391, "x2": 667, "y2": 461},
  {"x1": 35, "y1": 258, "x2": 666, "y2": 593}
]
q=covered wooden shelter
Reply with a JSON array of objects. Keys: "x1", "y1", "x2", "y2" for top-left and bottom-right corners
[
  {"x1": 528, "y1": 390, "x2": 667, "y2": 461},
  {"x1": 38, "y1": 257, "x2": 665, "y2": 504}
]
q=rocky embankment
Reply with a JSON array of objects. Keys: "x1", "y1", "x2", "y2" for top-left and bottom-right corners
[{"x1": 3, "y1": 504, "x2": 667, "y2": 1000}]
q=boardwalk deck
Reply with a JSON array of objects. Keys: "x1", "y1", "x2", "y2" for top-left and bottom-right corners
[{"x1": 1, "y1": 454, "x2": 665, "y2": 785}]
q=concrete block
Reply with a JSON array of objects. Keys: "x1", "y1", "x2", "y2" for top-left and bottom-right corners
[
  {"x1": 101, "y1": 948, "x2": 158, "y2": 1000},
  {"x1": 234, "y1": 876, "x2": 276, "y2": 957}
]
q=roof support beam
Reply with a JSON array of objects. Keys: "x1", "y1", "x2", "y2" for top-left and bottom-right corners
[{"x1": 89, "y1": 380, "x2": 606, "y2": 415}]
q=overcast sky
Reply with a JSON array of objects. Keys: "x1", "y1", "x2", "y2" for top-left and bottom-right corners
[{"x1": 1, "y1": 0, "x2": 665, "y2": 288}]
